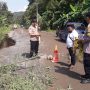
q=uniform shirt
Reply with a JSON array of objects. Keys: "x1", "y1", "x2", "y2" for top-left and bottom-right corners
[
  {"x1": 66, "y1": 30, "x2": 78, "y2": 48},
  {"x1": 28, "y1": 25, "x2": 39, "y2": 41}
]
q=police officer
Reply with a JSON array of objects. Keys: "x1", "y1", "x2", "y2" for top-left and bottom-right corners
[{"x1": 28, "y1": 19, "x2": 40, "y2": 58}]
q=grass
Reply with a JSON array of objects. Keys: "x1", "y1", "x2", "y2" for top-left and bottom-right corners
[
  {"x1": 47, "y1": 28, "x2": 55, "y2": 32},
  {"x1": 0, "y1": 26, "x2": 11, "y2": 42},
  {"x1": 0, "y1": 64, "x2": 52, "y2": 90}
]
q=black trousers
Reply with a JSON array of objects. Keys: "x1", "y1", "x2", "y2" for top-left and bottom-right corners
[
  {"x1": 68, "y1": 47, "x2": 76, "y2": 65},
  {"x1": 30, "y1": 41, "x2": 39, "y2": 56},
  {"x1": 83, "y1": 53, "x2": 90, "y2": 78}
]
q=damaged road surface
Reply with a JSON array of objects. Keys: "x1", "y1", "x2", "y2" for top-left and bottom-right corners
[{"x1": 0, "y1": 28, "x2": 90, "y2": 90}]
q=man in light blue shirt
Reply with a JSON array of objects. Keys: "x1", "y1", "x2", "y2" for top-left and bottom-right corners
[{"x1": 66, "y1": 24, "x2": 78, "y2": 69}]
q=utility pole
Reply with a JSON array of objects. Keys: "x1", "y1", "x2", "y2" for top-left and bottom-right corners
[
  {"x1": 36, "y1": 1, "x2": 39, "y2": 32},
  {"x1": 36, "y1": 0, "x2": 38, "y2": 23}
]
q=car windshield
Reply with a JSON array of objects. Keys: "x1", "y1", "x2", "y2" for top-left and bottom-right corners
[{"x1": 74, "y1": 23, "x2": 85, "y2": 30}]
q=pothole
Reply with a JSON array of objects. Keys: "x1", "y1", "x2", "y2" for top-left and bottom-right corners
[{"x1": 0, "y1": 34, "x2": 16, "y2": 49}]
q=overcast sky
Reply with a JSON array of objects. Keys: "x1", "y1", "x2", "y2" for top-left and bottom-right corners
[{"x1": 0, "y1": 0, "x2": 29, "y2": 12}]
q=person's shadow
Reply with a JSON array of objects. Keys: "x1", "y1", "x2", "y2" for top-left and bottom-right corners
[
  {"x1": 22, "y1": 53, "x2": 30, "y2": 58},
  {"x1": 55, "y1": 38, "x2": 66, "y2": 43},
  {"x1": 55, "y1": 62, "x2": 81, "y2": 80},
  {"x1": 58, "y1": 62, "x2": 69, "y2": 67}
]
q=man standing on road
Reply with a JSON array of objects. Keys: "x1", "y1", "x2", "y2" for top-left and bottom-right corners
[
  {"x1": 66, "y1": 25, "x2": 78, "y2": 69},
  {"x1": 80, "y1": 13, "x2": 90, "y2": 84},
  {"x1": 28, "y1": 19, "x2": 40, "y2": 58}
]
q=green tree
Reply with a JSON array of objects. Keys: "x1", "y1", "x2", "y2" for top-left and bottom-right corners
[
  {"x1": 1, "y1": 2, "x2": 8, "y2": 11},
  {"x1": 0, "y1": 1, "x2": 13, "y2": 26},
  {"x1": 22, "y1": 0, "x2": 90, "y2": 30}
]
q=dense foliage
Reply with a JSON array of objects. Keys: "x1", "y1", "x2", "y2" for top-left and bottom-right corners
[
  {"x1": 0, "y1": 26, "x2": 11, "y2": 42},
  {"x1": 22, "y1": 0, "x2": 90, "y2": 30},
  {"x1": 0, "y1": 1, "x2": 13, "y2": 42}
]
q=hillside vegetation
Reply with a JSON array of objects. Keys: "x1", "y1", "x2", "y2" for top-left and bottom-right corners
[{"x1": 13, "y1": 12, "x2": 24, "y2": 24}]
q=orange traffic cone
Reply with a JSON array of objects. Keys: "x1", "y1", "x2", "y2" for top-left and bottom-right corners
[{"x1": 52, "y1": 45, "x2": 59, "y2": 63}]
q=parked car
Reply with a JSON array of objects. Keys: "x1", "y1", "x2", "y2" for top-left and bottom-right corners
[{"x1": 58, "y1": 22, "x2": 86, "y2": 41}]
